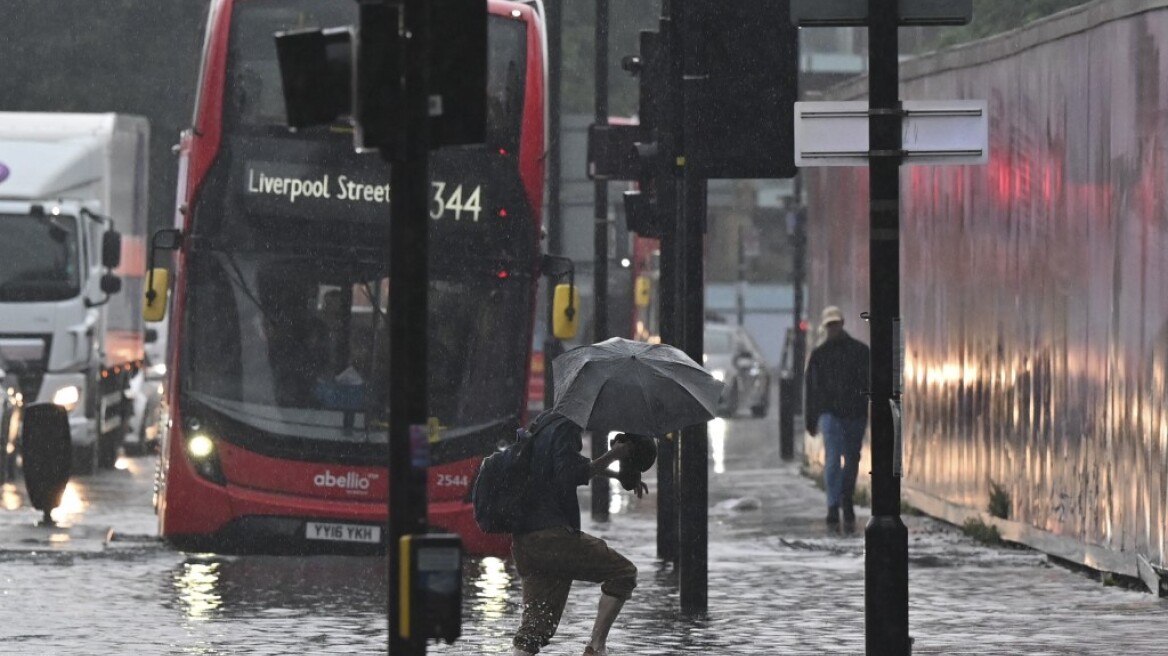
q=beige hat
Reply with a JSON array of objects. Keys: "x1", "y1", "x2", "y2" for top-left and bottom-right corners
[{"x1": 820, "y1": 306, "x2": 844, "y2": 328}]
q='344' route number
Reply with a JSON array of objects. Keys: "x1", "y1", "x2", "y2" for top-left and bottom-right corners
[{"x1": 430, "y1": 182, "x2": 484, "y2": 222}]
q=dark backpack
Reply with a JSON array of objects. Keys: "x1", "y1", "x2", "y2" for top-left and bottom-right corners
[{"x1": 471, "y1": 413, "x2": 563, "y2": 534}]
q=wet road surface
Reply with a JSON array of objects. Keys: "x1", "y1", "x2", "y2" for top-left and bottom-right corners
[{"x1": 2, "y1": 408, "x2": 1167, "y2": 654}]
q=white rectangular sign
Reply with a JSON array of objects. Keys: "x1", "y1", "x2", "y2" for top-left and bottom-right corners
[{"x1": 794, "y1": 100, "x2": 988, "y2": 167}]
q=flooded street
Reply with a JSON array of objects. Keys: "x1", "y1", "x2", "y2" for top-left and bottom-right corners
[{"x1": 3, "y1": 408, "x2": 1167, "y2": 654}]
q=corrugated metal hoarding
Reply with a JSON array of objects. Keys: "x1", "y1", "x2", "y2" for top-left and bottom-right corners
[{"x1": 807, "y1": 0, "x2": 1168, "y2": 575}]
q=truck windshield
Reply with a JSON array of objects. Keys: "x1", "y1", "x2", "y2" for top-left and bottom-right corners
[
  {"x1": 182, "y1": 249, "x2": 529, "y2": 443},
  {"x1": 0, "y1": 213, "x2": 80, "y2": 302}
]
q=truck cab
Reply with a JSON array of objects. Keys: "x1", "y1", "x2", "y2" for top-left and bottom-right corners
[{"x1": 0, "y1": 113, "x2": 149, "y2": 473}]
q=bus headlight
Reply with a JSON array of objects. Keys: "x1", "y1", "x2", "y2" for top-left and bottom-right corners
[
  {"x1": 185, "y1": 433, "x2": 225, "y2": 485},
  {"x1": 188, "y1": 434, "x2": 214, "y2": 459},
  {"x1": 52, "y1": 385, "x2": 82, "y2": 413}
]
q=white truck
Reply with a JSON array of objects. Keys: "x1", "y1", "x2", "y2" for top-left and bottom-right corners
[{"x1": 0, "y1": 112, "x2": 150, "y2": 473}]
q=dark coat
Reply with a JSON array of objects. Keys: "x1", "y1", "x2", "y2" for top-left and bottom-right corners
[
  {"x1": 805, "y1": 331, "x2": 870, "y2": 432},
  {"x1": 513, "y1": 411, "x2": 591, "y2": 534}
]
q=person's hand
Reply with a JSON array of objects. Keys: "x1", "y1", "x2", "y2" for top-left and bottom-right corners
[
  {"x1": 609, "y1": 441, "x2": 633, "y2": 459},
  {"x1": 633, "y1": 481, "x2": 649, "y2": 498}
]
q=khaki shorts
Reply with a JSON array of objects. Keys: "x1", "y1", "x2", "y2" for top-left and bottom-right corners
[{"x1": 511, "y1": 526, "x2": 637, "y2": 653}]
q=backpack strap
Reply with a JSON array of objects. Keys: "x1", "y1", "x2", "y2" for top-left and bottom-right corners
[{"x1": 527, "y1": 409, "x2": 569, "y2": 436}]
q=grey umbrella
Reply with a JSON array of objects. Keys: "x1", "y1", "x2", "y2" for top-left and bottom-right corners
[{"x1": 551, "y1": 337, "x2": 724, "y2": 435}]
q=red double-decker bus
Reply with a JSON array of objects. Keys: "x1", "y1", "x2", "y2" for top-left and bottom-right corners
[{"x1": 149, "y1": 0, "x2": 547, "y2": 555}]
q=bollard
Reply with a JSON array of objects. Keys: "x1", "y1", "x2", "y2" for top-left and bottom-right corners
[{"x1": 778, "y1": 376, "x2": 794, "y2": 461}]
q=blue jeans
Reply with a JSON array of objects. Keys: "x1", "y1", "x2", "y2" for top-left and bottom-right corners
[{"x1": 819, "y1": 414, "x2": 867, "y2": 508}]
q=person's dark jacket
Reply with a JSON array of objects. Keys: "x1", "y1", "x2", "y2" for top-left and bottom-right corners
[
  {"x1": 805, "y1": 331, "x2": 870, "y2": 433},
  {"x1": 512, "y1": 411, "x2": 591, "y2": 534}
]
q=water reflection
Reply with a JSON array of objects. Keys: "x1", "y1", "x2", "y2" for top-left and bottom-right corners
[
  {"x1": 708, "y1": 418, "x2": 726, "y2": 474},
  {"x1": 167, "y1": 555, "x2": 388, "y2": 621},
  {"x1": 53, "y1": 480, "x2": 88, "y2": 523},
  {"x1": 468, "y1": 556, "x2": 512, "y2": 621},
  {"x1": 175, "y1": 558, "x2": 223, "y2": 621},
  {"x1": 1, "y1": 482, "x2": 21, "y2": 510}
]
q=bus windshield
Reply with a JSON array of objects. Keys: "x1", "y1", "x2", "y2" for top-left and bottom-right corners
[
  {"x1": 0, "y1": 213, "x2": 80, "y2": 302},
  {"x1": 183, "y1": 249, "x2": 530, "y2": 442}
]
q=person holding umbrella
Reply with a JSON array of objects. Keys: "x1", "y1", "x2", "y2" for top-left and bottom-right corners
[
  {"x1": 508, "y1": 337, "x2": 721, "y2": 655},
  {"x1": 509, "y1": 410, "x2": 649, "y2": 656}
]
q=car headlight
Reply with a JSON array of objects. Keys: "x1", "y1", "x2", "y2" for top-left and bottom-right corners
[
  {"x1": 710, "y1": 369, "x2": 726, "y2": 382},
  {"x1": 52, "y1": 385, "x2": 81, "y2": 412}
]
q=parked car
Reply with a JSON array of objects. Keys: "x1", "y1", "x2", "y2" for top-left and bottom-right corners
[
  {"x1": 125, "y1": 366, "x2": 165, "y2": 456},
  {"x1": 704, "y1": 323, "x2": 771, "y2": 418}
]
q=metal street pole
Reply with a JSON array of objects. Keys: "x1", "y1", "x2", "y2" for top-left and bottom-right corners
[
  {"x1": 736, "y1": 224, "x2": 745, "y2": 326},
  {"x1": 654, "y1": 3, "x2": 680, "y2": 565},
  {"x1": 387, "y1": 0, "x2": 431, "y2": 653},
  {"x1": 591, "y1": 0, "x2": 611, "y2": 521},
  {"x1": 677, "y1": 173, "x2": 708, "y2": 614},
  {"x1": 656, "y1": 220, "x2": 678, "y2": 561},
  {"x1": 544, "y1": 0, "x2": 564, "y2": 411},
  {"x1": 791, "y1": 178, "x2": 806, "y2": 410},
  {"x1": 865, "y1": 1, "x2": 910, "y2": 653},
  {"x1": 675, "y1": 0, "x2": 708, "y2": 613},
  {"x1": 657, "y1": 229, "x2": 678, "y2": 561}
]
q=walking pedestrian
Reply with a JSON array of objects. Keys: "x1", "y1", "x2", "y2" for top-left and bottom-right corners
[
  {"x1": 804, "y1": 305, "x2": 870, "y2": 529},
  {"x1": 510, "y1": 410, "x2": 647, "y2": 656}
]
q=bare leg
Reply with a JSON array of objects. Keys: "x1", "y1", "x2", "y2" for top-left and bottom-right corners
[{"x1": 586, "y1": 593, "x2": 625, "y2": 654}]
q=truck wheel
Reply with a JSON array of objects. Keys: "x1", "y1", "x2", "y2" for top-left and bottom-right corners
[{"x1": 71, "y1": 441, "x2": 98, "y2": 477}]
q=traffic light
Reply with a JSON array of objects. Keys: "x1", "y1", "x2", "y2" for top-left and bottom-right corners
[
  {"x1": 274, "y1": 26, "x2": 354, "y2": 130},
  {"x1": 275, "y1": 0, "x2": 487, "y2": 153},
  {"x1": 586, "y1": 26, "x2": 677, "y2": 238},
  {"x1": 352, "y1": 0, "x2": 400, "y2": 150},
  {"x1": 623, "y1": 28, "x2": 677, "y2": 238}
]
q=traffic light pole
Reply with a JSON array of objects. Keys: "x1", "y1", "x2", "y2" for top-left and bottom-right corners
[
  {"x1": 544, "y1": 0, "x2": 564, "y2": 411},
  {"x1": 865, "y1": 2, "x2": 909, "y2": 653},
  {"x1": 387, "y1": 0, "x2": 431, "y2": 652},
  {"x1": 657, "y1": 224, "x2": 678, "y2": 562},
  {"x1": 655, "y1": 6, "x2": 679, "y2": 566},
  {"x1": 591, "y1": 0, "x2": 611, "y2": 521},
  {"x1": 790, "y1": 180, "x2": 806, "y2": 410},
  {"x1": 674, "y1": 0, "x2": 708, "y2": 614},
  {"x1": 656, "y1": 197, "x2": 678, "y2": 562},
  {"x1": 677, "y1": 173, "x2": 708, "y2": 615}
]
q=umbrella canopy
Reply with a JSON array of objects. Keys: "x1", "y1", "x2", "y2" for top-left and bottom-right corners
[{"x1": 552, "y1": 337, "x2": 724, "y2": 435}]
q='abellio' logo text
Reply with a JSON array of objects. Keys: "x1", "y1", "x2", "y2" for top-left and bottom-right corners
[{"x1": 313, "y1": 470, "x2": 378, "y2": 492}]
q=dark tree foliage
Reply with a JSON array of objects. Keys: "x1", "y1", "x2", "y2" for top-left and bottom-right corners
[
  {"x1": 560, "y1": 0, "x2": 662, "y2": 117},
  {"x1": 0, "y1": 1, "x2": 662, "y2": 224},
  {"x1": 0, "y1": 1, "x2": 211, "y2": 233},
  {"x1": 925, "y1": 0, "x2": 1091, "y2": 50}
]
